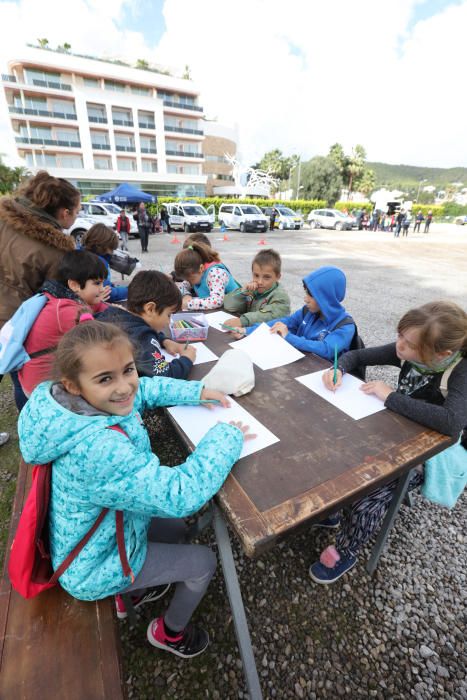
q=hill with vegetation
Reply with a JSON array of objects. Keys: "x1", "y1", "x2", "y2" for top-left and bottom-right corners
[{"x1": 368, "y1": 162, "x2": 467, "y2": 195}]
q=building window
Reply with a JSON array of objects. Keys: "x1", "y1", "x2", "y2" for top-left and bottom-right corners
[
  {"x1": 115, "y1": 133, "x2": 135, "y2": 151},
  {"x1": 104, "y1": 80, "x2": 126, "y2": 92},
  {"x1": 140, "y1": 136, "x2": 157, "y2": 153},
  {"x1": 112, "y1": 107, "x2": 133, "y2": 126},
  {"x1": 35, "y1": 153, "x2": 83, "y2": 168},
  {"x1": 138, "y1": 110, "x2": 155, "y2": 129},
  {"x1": 87, "y1": 103, "x2": 107, "y2": 122},
  {"x1": 131, "y1": 85, "x2": 151, "y2": 96},
  {"x1": 94, "y1": 156, "x2": 112, "y2": 170},
  {"x1": 142, "y1": 159, "x2": 157, "y2": 172},
  {"x1": 117, "y1": 157, "x2": 136, "y2": 171},
  {"x1": 84, "y1": 77, "x2": 100, "y2": 88},
  {"x1": 60, "y1": 155, "x2": 84, "y2": 168},
  {"x1": 167, "y1": 163, "x2": 200, "y2": 175},
  {"x1": 24, "y1": 153, "x2": 34, "y2": 166},
  {"x1": 29, "y1": 126, "x2": 52, "y2": 139},
  {"x1": 24, "y1": 68, "x2": 60, "y2": 83},
  {"x1": 166, "y1": 140, "x2": 200, "y2": 154},
  {"x1": 205, "y1": 154, "x2": 230, "y2": 163},
  {"x1": 90, "y1": 130, "x2": 110, "y2": 147},
  {"x1": 50, "y1": 99, "x2": 76, "y2": 116}
]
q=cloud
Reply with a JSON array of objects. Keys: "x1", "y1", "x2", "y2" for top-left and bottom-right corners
[{"x1": 0, "y1": 0, "x2": 466, "y2": 168}]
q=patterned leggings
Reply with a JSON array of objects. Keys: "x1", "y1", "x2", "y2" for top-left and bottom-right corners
[{"x1": 335, "y1": 470, "x2": 425, "y2": 558}]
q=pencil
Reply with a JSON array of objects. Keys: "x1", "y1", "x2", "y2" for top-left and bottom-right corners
[
  {"x1": 333, "y1": 345, "x2": 338, "y2": 385},
  {"x1": 184, "y1": 340, "x2": 189, "y2": 350},
  {"x1": 221, "y1": 324, "x2": 245, "y2": 333}
]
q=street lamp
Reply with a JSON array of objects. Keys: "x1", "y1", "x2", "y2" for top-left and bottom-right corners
[{"x1": 416, "y1": 179, "x2": 428, "y2": 203}]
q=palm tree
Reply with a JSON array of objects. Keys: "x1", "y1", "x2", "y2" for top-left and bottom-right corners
[
  {"x1": 136, "y1": 59, "x2": 149, "y2": 70},
  {"x1": 182, "y1": 64, "x2": 191, "y2": 80},
  {"x1": 63, "y1": 43, "x2": 71, "y2": 53},
  {"x1": 37, "y1": 38, "x2": 49, "y2": 48}
]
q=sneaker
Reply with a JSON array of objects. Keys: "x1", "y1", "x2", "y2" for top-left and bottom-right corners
[
  {"x1": 310, "y1": 514, "x2": 341, "y2": 529},
  {"x1": 309, "y1": 550, "x2": 357, "y2": 585},
  {"x1": 115, "y1": 583, "x2": 171, "y2": 620},
  {"x1": 0, "y1": 432, "x2": 9, "y2": 447},
  {"x1": 147, "y1": 617, "x2": 209, "y2": 658}
]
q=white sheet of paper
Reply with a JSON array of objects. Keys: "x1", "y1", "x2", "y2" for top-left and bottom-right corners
[
  {"x1": 205, "y1": 310, "x2": 237, "y2": 332},
  {"x1": 229, "y1": 322, "x2": 304, "y2": 370},
  {"x1": 167, "y1": 397, "x2": 279, "y2": 459},
  {"x1": 161, "y1": 342, "x2": 218, "y2": 366},
  {"x1": 296, "y1": 369, "x2": 386, "y2": 420}
]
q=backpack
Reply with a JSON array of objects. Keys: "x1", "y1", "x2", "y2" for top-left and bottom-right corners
[
  {"x1": 0, "y1": 294, "x2": 48, "y2": 380},
  {"x1": 8, "y1": 425, "x2": 134, "y2": 599},
  {"x1": 333, "y1": 316, "x2": 366, "y2": 380},
  {"x1": 108, "y1": 249, "x2": 140, "y2": 277}
]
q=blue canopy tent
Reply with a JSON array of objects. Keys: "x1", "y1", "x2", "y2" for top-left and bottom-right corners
[{"x1": 96, "y1": 183, "x2": 156, "y2": 204}]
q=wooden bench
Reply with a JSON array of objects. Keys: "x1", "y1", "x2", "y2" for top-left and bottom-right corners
[{"x1": 0, "y1": 461, "x2": 126, "y2": 700}]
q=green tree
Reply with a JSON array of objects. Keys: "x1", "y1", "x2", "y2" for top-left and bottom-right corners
[
  {"x1": 253, "y1": 149, "x2": 297, "y2": 182},
  {"x1": 354, "y1": 167, "x2": 375, "y2": 196},
  {"x1": 0, "y1": 156, "x2": 28, "y2": 194},
  {"x1": 301, "y1": 156, "x2": 343, "y2": 205},
  {"x1": 37, "y1": 38, "x2": 49, "y2": 48},
  {"x1": 328, "y1": 143, "x2": 374, "y2": 196},
  {"x1": 62, "y1": 42, "x2": 71, "y2": 53},
  {"x1": 136, "y1": 58, "x2": 149, "y2": 70}
]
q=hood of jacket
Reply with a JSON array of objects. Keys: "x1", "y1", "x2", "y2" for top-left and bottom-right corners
[
  {"x1": 18, "y1": 381, "x2": 124, "y2": 465},
  {"x1": 303, "y1": 266, "x2": 348, "y2": 326},
  {"x1": 97, "y1": 305, "x2": 149, "y2": 335},
  {"x1": 0, "y1": 196, "x2": 75, "y2": 252}
]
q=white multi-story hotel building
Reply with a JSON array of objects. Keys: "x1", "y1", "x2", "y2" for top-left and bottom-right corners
[{"x1": 0, "y1": 45, "x2": 207, "y2": 198}]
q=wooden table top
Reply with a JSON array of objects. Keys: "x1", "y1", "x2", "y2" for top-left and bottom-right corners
[{"x1": 168, "y1": 326, "x2": 452, "y2": 557}]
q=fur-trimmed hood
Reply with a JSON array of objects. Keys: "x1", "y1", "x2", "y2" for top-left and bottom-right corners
[{"x1": 0, "y1": 196, "x2": 75, "y2": 252}]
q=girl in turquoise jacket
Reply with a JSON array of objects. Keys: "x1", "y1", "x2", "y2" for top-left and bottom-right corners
[{"x1": 18, "y1": 319, "x2": 251, "y2": 659}]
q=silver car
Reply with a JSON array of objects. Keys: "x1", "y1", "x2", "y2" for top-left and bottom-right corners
[{"x1": 307, "y1": 209, "x2": 354, "y2": 230}]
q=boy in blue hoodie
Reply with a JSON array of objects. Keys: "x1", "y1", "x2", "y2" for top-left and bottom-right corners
[{"x1": 242, "y1": 266, "x2": 355, "y2": 361}]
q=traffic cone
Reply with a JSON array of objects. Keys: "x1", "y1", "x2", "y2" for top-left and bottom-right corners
[
  {"x1": 258, "y1": 232, "x2": 267, "y2": 245},
  {"x1": 223, "y1": 231, "x2": 230, "y2": 242},
  {"x1": 170, "y1": 231, "x2": 181, "y2": 244}
]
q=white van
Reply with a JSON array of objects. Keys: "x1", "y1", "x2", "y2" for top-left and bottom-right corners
[
  {"x1": 218, "y1": 203, "x2": 268, "y2": 232},
  {"x1": 82, "y1": 201, "x2": 139, "y2": 235},
  {"x1": 167, "y1": 202, "x2": 214, "y2": 233}
]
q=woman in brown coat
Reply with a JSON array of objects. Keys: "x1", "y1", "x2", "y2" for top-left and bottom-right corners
[{"x1": 0, "y1": 171, "x2": 80, "y2": 407}]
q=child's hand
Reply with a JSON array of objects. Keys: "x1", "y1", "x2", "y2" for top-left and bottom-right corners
[
  {"x1": 180, "y1": 345, "x2": 196, "y2": 362},
  {"x1": 200, "y1": 388, "x2": 230, "y2": 408},
  {"x1": 230, "y1": 329, "x2": 246, "y2": 340},
  {"x1": 360, "y1": 381, "x2": 393, "y2": 401},
  {"x1": 245, "y1": 281, "x2": 258, "y2": 292},
  {"x1": 225, "y1": 317, "x2": 242, "y2": 328},
  {"x1": 322, "y1": 368, "x2": 343, "y2": 392},
  {"x1": 228, "y1": 420, "x2": 257, "y2": 441},
  {"x1": 162, "y1": 339, "x2": 181, "y2": 356},
  {"x1": 99, "y1": 286, "x2": 112, "y2": 302},
  {"x1": 270, "y1": 322, "x2": 288, "y2": 338},
  {"x1": 181, "y1": 295, "x2": 192, "y2": 310}
]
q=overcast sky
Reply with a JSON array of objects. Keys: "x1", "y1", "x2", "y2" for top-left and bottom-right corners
[{"x1": 0, "y1": 0, "x2": 466, "y2": 168}]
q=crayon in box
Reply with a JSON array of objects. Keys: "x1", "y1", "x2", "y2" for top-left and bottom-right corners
[{"x1": 170, "y1": 312, "x2": 209, "y2": 341}]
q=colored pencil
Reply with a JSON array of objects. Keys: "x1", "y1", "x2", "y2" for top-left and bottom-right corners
[
  {"x1": 221, "y1": 324, "x2": 245, "y2": 333},
  {"x1": 184, "y1": 340, "x2": 189, "y2": 350},
  {"x1": 333, "y1": 345, "x2": 338, "y2": 384}
]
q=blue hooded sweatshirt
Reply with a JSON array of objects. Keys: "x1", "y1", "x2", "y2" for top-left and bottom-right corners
[
  {"x1": 18, "y1": 377, "x2": 243, "y2": 601},
  {"x1": 246, "y1": 266, "x2": 355, "y2": 361}
]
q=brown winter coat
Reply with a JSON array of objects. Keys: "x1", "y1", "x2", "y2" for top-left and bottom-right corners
[{"x1": 0, "y1": 196, "x2": 75, "y2": 328}]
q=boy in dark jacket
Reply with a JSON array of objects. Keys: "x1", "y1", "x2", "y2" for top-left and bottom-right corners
[{"x1": 98, "y1": 271, "x2": 195, "y2": 379}]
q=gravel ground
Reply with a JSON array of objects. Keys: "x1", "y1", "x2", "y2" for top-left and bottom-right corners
[{"x1": 116, "y1": 225, "x2": 466, "y2": 698}]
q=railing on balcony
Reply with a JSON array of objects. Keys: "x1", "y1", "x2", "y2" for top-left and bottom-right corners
[
  {"x1": 164, "y1": 125, "x2": 204, "y2": 136},
  {"x1": 113, "y1": 118, "x2": 134, "y2": 127},
  {"x1": 2, "y1": 74, "x2": 17, "y2": 83},
  {"x1": 138, "y1": 121, "x2": 156, "y2": 129},
  {"x1": 9, "y1": 106, "x2": 77, "y2": 120},
  {"x1": 91, "y1": 143, "x2": 111, "y2": 150},
  {"x1": 115, "y1": 144, "x2": 136, "y2": 152},
  {"x1": 165, "y1": 150, "x2": 203, "y2": 158},
  {"x1": 88, "y1": 115, "x2": 108, "y2": 123},
  {"x1": 140, "y1": 147, "x2": 157, "y2": 154},
  {"x1": 15, "y1": 136, "x2": 81, "y2": 147},
  {"x1": 163, "y1": 100, "x2": 203, "y2": 112},
  {"x1": 31, "y1": 79, "x2": 72, "y2": 91}
]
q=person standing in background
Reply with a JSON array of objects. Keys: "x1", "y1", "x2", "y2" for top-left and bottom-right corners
[
  {"x1": 137, "y1": 202, "x2": 151, "y2": 253},
  {"x1": 413, "y1": 210, "x2": 424, "y2": 233},
  {"x1": 116, "y1": 208, "x2": 131, "y2": 251},
  {"x1": 424, "y1": 210, "x2": 433, "y2": 233}
]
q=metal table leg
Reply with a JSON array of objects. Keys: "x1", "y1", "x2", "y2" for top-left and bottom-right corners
[
  {"x1": 366, "y1": 468, "x2": 416, "y2": 576},
  {"x1": 211, "y1": 503, "x2": 263, "y2": 700}
]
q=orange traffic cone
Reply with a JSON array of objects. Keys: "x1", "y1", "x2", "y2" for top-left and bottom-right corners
[
  {"x1": 223, "y1": 231, "x2": 230, "y2": 242},
  {"x1": 258, "y1": 233, "x2": 267, "y2": 245},
  {"x1": 170, "y1": 231, "x2": 181, "y2": 244}
]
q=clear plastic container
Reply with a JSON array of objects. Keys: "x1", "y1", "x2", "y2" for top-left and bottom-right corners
[{"x1": 169, "y1": 313, "x2": 209, "y2": 342}]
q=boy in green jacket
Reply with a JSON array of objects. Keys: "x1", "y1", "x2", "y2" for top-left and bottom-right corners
[{"x1": 223, "y1": 249, "x2": 290, "y2": 329}]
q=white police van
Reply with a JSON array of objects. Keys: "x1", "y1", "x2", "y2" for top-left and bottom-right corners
[{"x1": 167, "y1": 202, "x2": 215, "y2": 233}]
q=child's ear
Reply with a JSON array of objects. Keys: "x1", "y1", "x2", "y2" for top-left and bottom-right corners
[
  {"x1": 67, "y1": 279, "x2": 81, "y2": 294},
  {"x1": 143, "y1": 301, "x2": 157, "y2": 316},
  {"x1": 61, "y1": 377, "x2": 81, "y2": 396}
]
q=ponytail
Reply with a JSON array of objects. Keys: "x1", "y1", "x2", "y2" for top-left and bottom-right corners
[{"x1": 174, "y1": 241, "x2": 220, "y2": 278}]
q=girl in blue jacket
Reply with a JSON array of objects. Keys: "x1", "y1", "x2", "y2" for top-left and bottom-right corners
[
  {"x1": 18, "y1": 320, "x2": 251, "y2": 659},
  {"x1": 243, "y1": 266, "x2": 355, "y2": 362},
  {"x1": 174, "y1": 241, "x2": 239, "y2": 310}
]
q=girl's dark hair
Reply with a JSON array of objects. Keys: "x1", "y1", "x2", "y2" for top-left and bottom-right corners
[
  {"x1": 55, "y1": 250, "x2": 107, "y2": 289},
  {"x1": 127, "y1": 270, "x2": 182, "y2": 314},
  {"x1": 82, "y1": 224, "x2": 119, "y2": 255},
  {"x1": 18, "y1": 170, "x2": 80, "y2": 217},
  {"x1": 398, "y1": 301, "x2": 467, "y2": 363},
  {"x1": 174, "y1": 241, "x2": 220, "y2": 278},
  {"x1": 183, "y1": 232, "x2": 212, "y2": 248},
  {"x1": 54, "y1": 321, "x2": 134, "y2": 386}
]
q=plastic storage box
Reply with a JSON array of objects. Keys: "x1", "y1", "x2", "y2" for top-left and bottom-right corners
[{"x1": 169, "y1": 313, "x2": 209, "y2": 342}]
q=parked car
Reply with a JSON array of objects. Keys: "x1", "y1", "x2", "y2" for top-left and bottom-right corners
[
  {"x1": 307, "y1": 209, "x2": 354, "y2": 230},
  {"x1": 218, "y1": 203, "x2": 268, "y2": 232},
  {"x1": 82, "y1": 201, "x2": 138, "y2": 235},
  {"x1": 64, "y1": 214, "x2": 98, "y2": 245},
  {"x1": 454, "y1": 215, "x2": 467, "y2": 225},
  {"x1": 167, "y1": 202, "x2": 214, "y2": 233},
  {"x1": 262, "y1": 205, "x2": 303, "y2": 230}
]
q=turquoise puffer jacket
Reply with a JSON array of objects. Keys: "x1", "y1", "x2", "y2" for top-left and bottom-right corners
[{"x1": 18, "y1": 378, "x2": 243, "y2": 600}]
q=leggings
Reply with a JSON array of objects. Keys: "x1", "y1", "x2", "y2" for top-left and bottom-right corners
[
  {"x1": 335, "y1": 471, "x2": 425, "y2": 559},
  {"x1": 121, "y1": 517, "x2": 216, "y2": 632}
]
